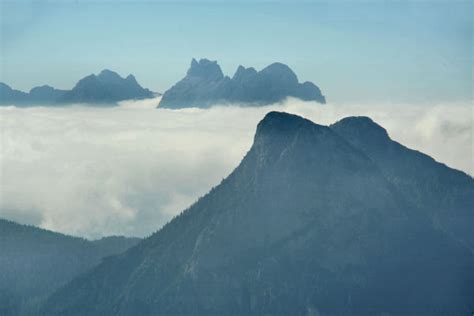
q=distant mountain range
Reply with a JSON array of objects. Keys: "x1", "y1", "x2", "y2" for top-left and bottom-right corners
[
  {"x1": 158, "y1": 58, "x2": 326, "y2": 108},
  {"x1": 0, "y1": 70, "x2": 154, "y2": 106},
  {"x1": 38, "y1": 112, "x2": 473, "y2": 316},
  {"x1": 0, "y1": 219, "x2": 140, "y2": 316},
  {"x1": 1, "y1": 60, "x2": 325, "y2": 108}
]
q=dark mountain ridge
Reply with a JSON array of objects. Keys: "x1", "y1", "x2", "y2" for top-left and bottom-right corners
[
  {"x1": 331, "y1": 116, "x2": 474, "y2": 252},
  {"x1": 158, "y1": 59, "x2": 326, "y2": 108},
  {"x1": 40, "y1": 112, "x2": 473, "y2": 316},
  {"x1": 0, "y1": 219, "x2": 140, "y2": 316},
  {"x1": 0, "y1": 70, "x2": 154, "y2": 106}
]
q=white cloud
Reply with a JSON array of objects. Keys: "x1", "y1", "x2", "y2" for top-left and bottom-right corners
[{"x1": 0, "y1": 98, "x2": 472, "y2": 238}]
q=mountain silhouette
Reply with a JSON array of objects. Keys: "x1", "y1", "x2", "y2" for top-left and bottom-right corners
[
  {"x1": 158, "y1": 59, "x2": 326, "y2": 108},
  {"x1": 0, "y1": 70, "x2": 153, "y2": 106},
  {"x1": 39, "y1": 111, "x2": 474, "y2": 316},
  {"x1": 0, "y1": 219, "x2": 140, "y2": 316}
]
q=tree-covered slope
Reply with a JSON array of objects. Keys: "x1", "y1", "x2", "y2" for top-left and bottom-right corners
[
  {"x1": 41, "y1": 112, "x2": 474, "y2": 316},
  {"x1": 0, "y1": 219, "x2": 140, "y2": 315}
]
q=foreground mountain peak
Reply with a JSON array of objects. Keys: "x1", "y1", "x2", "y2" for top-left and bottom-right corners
[
  {"x1": 256, "y1": 111, "x2": 321, "y2": 137},
  {"x1": 39, "y1": 111, "x2": 473, "y2": 316}
]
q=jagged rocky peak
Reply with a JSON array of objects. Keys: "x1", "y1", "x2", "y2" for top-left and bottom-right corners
[
  {"x1": 158, "y1": 58, "x2": 326, "y2": 108},
  {"x1": 187, "y1": 58, "x2": 224, "y2": 81}
]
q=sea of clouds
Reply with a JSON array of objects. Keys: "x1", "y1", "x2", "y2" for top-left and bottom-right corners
[{"x1": 0, "y1": 97, "x2": 472, "y2": 238}]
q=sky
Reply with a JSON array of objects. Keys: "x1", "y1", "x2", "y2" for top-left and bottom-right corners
[{"x1": 1, "y1": 0, "x2": 472, "y2": 104}]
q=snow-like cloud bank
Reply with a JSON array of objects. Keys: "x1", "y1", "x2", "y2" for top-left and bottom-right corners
[{"x1": 0, "y1": 97, "x2": 472, "y2": 238}]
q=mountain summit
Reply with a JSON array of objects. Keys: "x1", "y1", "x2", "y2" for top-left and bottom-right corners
[
  {"x1": 158, "y1": 59, "x2": 326, "y2": 108},
  {"x1": 40, "y1": 111, "x2": 473, "y2": 316},
  {"x1": 187, "y1": 58, "x2": 225, "y2": 81}
]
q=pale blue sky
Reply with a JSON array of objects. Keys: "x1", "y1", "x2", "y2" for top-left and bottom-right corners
[{"x1": 1, "y1": 0, "x2": 472, "y2": 103}]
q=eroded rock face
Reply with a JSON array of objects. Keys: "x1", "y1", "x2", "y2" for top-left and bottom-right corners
[
  {"x1": 41, "y1": 112, "x2": 474, "y2": 316},
  {"x1": 158, "y1": 59, "x2": 326, "y2": 109}
]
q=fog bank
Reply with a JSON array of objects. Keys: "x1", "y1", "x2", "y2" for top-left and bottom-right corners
[{"x1": 1, "y1": 98, "x2": 471, "y2": 237}]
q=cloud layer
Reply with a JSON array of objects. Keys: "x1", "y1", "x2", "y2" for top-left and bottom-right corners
[{"x1": 0, "y1": 98, "x2": 472, "y2": 238}]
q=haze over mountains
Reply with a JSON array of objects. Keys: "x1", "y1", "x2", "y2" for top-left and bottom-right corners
[
  {"x1": 0, "y1": 70, "x2": 153, "y2": 106},
  {"x1": 159, "y1": 58, "x2": 326, "y2": 109},
  {"x1": 37, "y1": 112, "x2": 473, "y2": 316},
  {"x1": 0, "y1": 219, "x2": 140, "y2": 316}
]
